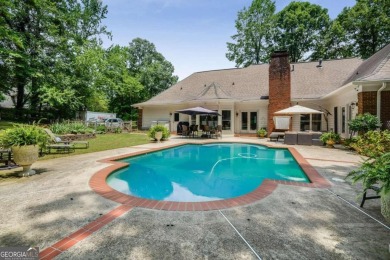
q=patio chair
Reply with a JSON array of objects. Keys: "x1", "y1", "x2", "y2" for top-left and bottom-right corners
[
  {"x1": 284, "y1": 132, "x2": 298, "y2": 145},
  {"x1": 215, "y1": 125, "x2": 222, "y2": 139},
  {"x1": 181, "y1": 125, "x2": 190, "y2": 138},
  {"x1": 269, "y1": 132, "x2": 285, "y2": 142},
  {"x1": 0, "y1": 148, "x2": 15, "y2": 166},
  {"x1": 191, "y1": 125, "x2": 199, "y2": 138},
  {"x1": 203, "y1": 125, "x2": 211, "y2": 138},
  {"x1": 44, "y1": 128, "x2": 89, "y2": 149},
  {"x1": 297, "y1": 132, "x2": 312, "y2": 145}
]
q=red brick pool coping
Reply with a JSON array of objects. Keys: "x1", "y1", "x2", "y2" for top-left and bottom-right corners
[
  {"x1": 89, "y1": 142, "x2": 331, "y2": 212},
  {"x1": 39, "y1": 141, "x2": 331, "y2": 259}
]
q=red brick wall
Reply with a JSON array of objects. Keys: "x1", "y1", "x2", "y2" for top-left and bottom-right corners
[
  {"x1": 381, "y1": 91, "x2": 390, "y2": 130},
  {"x1": 137, "y1": 109, "x2": 143, "y2": 130},
  {"x1": 267, "y1": 51, "x2": 291, "y2": 134},
  {"x1": 358, "y1": 91, "x2": 376, "y2": 115},
  {"x1": 358, "y1": 90, "x2": 390, "y2": 130}
]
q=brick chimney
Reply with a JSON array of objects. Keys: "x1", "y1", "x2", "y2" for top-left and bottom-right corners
[{"x1": 267, "y1": 51, "x2": 291, "y2": 134}]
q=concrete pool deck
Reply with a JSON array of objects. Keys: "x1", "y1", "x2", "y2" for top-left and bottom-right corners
[{"x1": 0, "y1": 136, "x2": 389, "y2": 259}]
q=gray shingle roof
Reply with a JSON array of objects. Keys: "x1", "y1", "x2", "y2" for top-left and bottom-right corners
[
  {"x1": 344, "y1": 43, "x2": 390, "y2": 83},
  {"x1": 134, "y1": 57, "x2": 364, "y2": 107},
  {"x1": 185, "y1": 82, "x2": 233, "y2": 102}
]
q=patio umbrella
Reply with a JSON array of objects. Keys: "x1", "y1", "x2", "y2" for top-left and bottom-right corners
[
  {"x1": 274, "y1": 105, "x2": 323, "y2": 114},
  {"x1": 274, "y1": 105, "x2": 323, "y2": 131},
  {"x1": 175, "y1": 106, "x2": 221, "y2": 116}
]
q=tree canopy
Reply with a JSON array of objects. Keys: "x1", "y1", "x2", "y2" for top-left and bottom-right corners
[
  {"x1": 226, "y1": 0, "x2": 276, "y2": 67},
  {"x1": 0, "y1": 0, "x2": 178, "y2": 121},
  {"x1": 227, "y1": 0, "x2": 390, "y2": 66}
]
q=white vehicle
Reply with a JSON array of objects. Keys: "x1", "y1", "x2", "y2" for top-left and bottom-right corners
[{"x1": 105, "y1": 118, "x2": 124, "y2": 128}]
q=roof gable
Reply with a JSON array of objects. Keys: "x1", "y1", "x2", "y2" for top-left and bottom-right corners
[
  {"x1": 186, "y1": 82, "x2": 233, "y2": 102},
  {"x1": 344, "y1": 43, "x2": 390, "y2": 83},
  {"x1": 134, "y1": 56, "x2": 364, "y2": 106}
]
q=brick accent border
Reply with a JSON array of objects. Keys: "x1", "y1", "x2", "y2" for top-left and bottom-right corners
[
  {"x1": 90, "y1": 142, "x2": 332, "y2": 211},
  {"x1": 39, "y1": 204, "x2": 133, "y2": 259}
]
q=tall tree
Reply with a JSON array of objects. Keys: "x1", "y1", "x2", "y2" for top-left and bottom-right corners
[
  {"x1": 127, "y1": 38, "x2": 178, "y2": 99},
  {"x1": 100, "y1": 45, "x2": 143, "y2": 120},
  {"x1": 226, "y1": 0, "x2": 276, "y2": 67},
  {"x1": 274, "y1": 1, "x2": 330, "y2": 62},
  {"x1": 340, "y1": 0, "x2": 390, "y2": 59},
  {"x1": 311, "y1": 8, "x2": 355, "y2": 60},
  {"x1": 0, "y1": 0, "x2": 110, "y2": 119}
]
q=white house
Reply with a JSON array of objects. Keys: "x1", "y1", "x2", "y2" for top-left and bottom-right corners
[{"x1": 133, "y1": 43, "x2": 390, "y2": 138}]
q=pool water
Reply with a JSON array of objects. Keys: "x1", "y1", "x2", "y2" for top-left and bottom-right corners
[{"x1": 106, "y1": 143, "x2": 309, "y2": 202}]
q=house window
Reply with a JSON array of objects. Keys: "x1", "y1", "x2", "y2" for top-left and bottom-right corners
[
  {"x1": 191, "y1": 115, "x2": 196, "y2": 125},
  {"x1": 312, "y1": 114, "x2": 322, "y2": 131},
  {"x1": 174, "y1": 113, "x2": 179, "y2": 122},
  {"x1": 222, "y1": 110, "x2": 231, "y2": 130},
  {"x1": 342, "y1": 107, "x2": 346, "y2": 133},
  {"x1": 200, "y1": 114, "x2": 218, "y2": 128},
  {"x1": 300, "y1": 114, "x2": 310, "y2": 131},
  {"x1": 300, "y1": 114, "x2": 322, "y2": 131}
]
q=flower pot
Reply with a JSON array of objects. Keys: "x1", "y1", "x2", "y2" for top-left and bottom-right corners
[
  {"x1": 11, "y1": 145, "x2": 39, "y2": 177},
  {"x1": 381, "y1": 192, "x2": 390, "y2": 223},
  {"x1": 155, "y1": 131, "x2": 163, "y2": 143},
  {"x1": 326, "y1": 139, "x2": 335, "y2": 148}
]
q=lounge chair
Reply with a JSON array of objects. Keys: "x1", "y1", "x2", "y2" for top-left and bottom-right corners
[
  {"x1": 44, "y1": 128, "x2": 89, "y2": 149},
  {"x1": 0, "y1": 148, "x2": 15, "y2": 166},
  {"x1": 269, "y1": 132, "x2": 285, "y2": 142}
]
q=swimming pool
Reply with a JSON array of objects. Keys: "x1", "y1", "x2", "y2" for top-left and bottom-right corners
[{"x1": 106, "y1": 143, "x2": 310, "y2": 202}]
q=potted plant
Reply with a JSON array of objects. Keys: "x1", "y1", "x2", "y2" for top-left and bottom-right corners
[
  {"x1": 320, "y1": 131, "x2": 340, "y2": 148},
  {"x1": 347, "y1": 152, "x2": 390, "y2": 222},
  {"x1": 0, "y1": 124, "x2": 48, "y2": 176},
  {"x1": 148, "y1": 125, "x2": 170, "y2": 141},
  {"x1": 257, "y1": 128, "x2": 267, "y2": 138}
]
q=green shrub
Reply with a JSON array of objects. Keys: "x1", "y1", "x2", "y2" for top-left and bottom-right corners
[
  {"x1": 0, "y1": 124, "x2": 49, "y2": 148},
  {"x1": 50, "y1": 122, "x2": 70, "y2": 135},
  {"x1": 320, "y1": 131, "x2": 340, "y2": 143},
  {"x1": 96, "y1": 125, "x2": 107, "y2": 134},
  {"x1": 347, "y1": 152, "x2": 390, "y2": 196},
  {"x1": 350, "y1": 130, "x2": 390, "y2": 157},
  {"x1": 257, "y1": 128, "x2": 267, "y2": 137},
  {"x1": 348, "y1": 113, "x2": 381, "y2": 135},
  {"x1": 148, "y1": 125, "x2": 170, "y2": 140},
  {"x1": 49, "y1": 122, "x2": 94, "y2": 135}
]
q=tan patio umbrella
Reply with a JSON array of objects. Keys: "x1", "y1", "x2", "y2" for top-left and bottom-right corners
[
  {"x1": 274, "y1": 105, "x2": 323, "y2": 131},
  {"x1": 274, "y1": 105, "x2": 323, "y2": 115}
]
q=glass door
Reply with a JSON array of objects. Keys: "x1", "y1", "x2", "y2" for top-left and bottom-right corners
[
  {"x1": 241, "y1": 112, "x2": 257, "y2": 132},
  {"x1": 241, "y1": 112, "x2": 248, "y2": 131},
  {"x1": 250, "y1": 112, "x2": 257, "y2": 131}
]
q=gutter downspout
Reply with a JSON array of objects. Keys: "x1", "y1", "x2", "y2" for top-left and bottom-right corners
[{"x1": 377, "y1": 82, "x2": 387, "y2": 123}]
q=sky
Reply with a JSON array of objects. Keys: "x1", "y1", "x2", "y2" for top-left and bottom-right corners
[{"x1": 101, "y1": 0, "x2": 357, "y2": 80}]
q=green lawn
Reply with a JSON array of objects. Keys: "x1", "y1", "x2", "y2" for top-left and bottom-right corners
[
  {"x1": 0, "y1": 121, "x2": 16, "y2": 130},
  {"x1": 39, "y1": 132, "x2": 151, "y2": 160}
]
